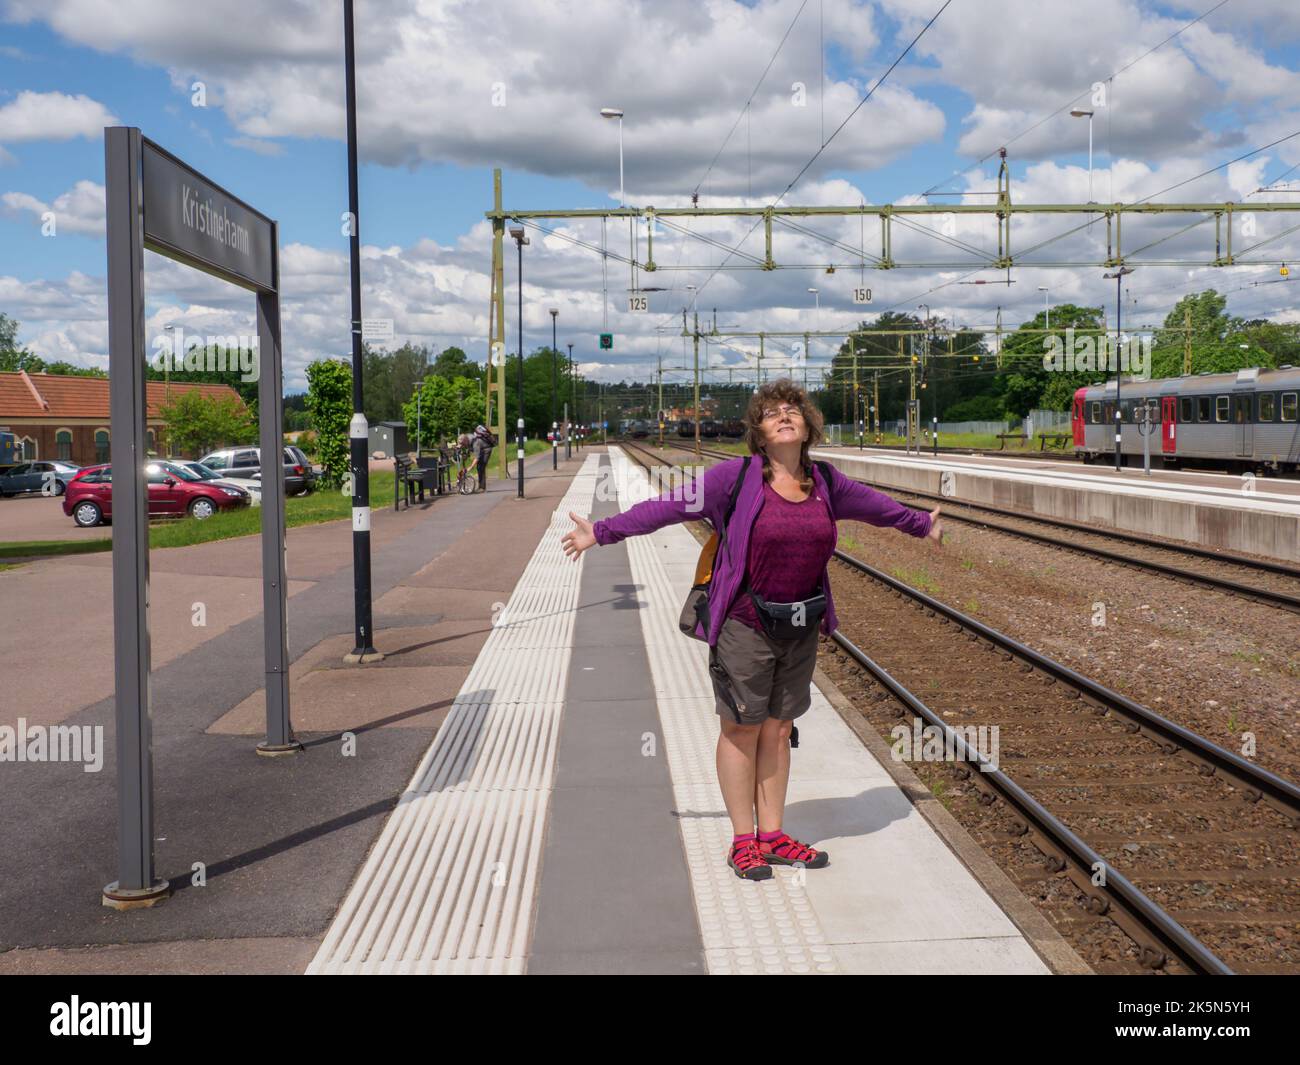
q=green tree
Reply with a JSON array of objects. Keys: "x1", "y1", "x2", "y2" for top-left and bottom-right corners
[
  {"x1": 158, "y1": 390, "x2": 256, "y2": 457},
  {"x1": 42, "y1": 360, "x2": 107, "y2": 378},
  {"x1": 360, "y1": 343, "x2": 434, "y2": 423},
  {"x1": 431, "y1": 345, "x2": 481, "y2": 384},
  {"x1": 305, "y1": 358, "x2": 353, "y2": 487},
  {"x1": 999, "y1": 303, "x2": 1106, "y2": 415},
  {"x1": 1150, "y1": 290, "x2": 1282, "y2": 377},
  {"x1": 144, "y1": 342, "x2": 260, "y2": 410},
  {"x1": 0, "y1": 313, "x2": 41, "y2": 371},
  {"x1": 402, "y1": 374, "x2": 482, "y2": 451}
]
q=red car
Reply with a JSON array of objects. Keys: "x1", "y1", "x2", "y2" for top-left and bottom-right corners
[{"x1": 63, "y1": 461, "x2": 251, "y2": 527}]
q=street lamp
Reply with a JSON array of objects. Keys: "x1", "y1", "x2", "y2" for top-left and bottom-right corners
[
  {"x1": 510, "y1": 225, "x2": 529, "y2": 498},
  {"x1": 1070, "y1": 108, "x2": 1095, "y2": 203},
  {"x1": 1038, "y1": 285, "x2": 1051, "y2": 330},
  {"x1": 566, "y1": 341, "x2": 574, "y2": 460},
  {"x1": 1103, "y1": 264, "x2": 1136, "y2": 472},
  {"x1": 599, "y1": 107, "x2": 625, "y2": 208},
  {"x1": 918, "y1": 304, "x2": 938, "y2": 452},
  {"x1": 550, "y1": 308, "x2": 558, "y2": 470}
]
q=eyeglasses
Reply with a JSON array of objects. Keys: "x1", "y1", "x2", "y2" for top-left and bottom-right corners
[{"x1": 760, "y1": 404, "x2": 804, "y2": 422}]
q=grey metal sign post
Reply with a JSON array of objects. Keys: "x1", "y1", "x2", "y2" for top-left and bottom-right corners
[{"x1": 102, "y1": 127, "x2": 296, "y2": 911}]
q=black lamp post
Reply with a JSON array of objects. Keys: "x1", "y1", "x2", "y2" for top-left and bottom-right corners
[
  {"x1": 1103, "y1": 265, "x2": 1135, "y2": 471},
  {"x1": 567, "y1": 342, "x2": 575, "y2": 459},
  {"x1": 550, "y1": 308, "x2": 558, "y2": 470},
  {"x1": 343, "y1": 0, "x2": 377, "y2": 662},
  {"x1": 511, "y1": 226, "x2": 528, "y2": 498}
]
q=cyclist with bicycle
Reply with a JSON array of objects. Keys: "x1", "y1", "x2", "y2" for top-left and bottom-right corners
[{"x1": 471, "y1": 424, "x2": 496, "y2": 492}]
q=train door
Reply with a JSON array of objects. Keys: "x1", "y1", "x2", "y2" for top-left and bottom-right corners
[
  {"x1": 1072, "y1": 395, "x2": 1085, "y2": 447},
  {"x1": 1161, "y1": 396, "x2": 1176, "y2": 454},
  {"x1": 1233, "y1": 392, "x2": 1253, "y2": 457}
]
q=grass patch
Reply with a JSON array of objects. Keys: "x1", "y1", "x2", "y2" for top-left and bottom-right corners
[
  {"x1": 838, "y1": 534, "x2": 861, "y2": 552},
  {"x1": 7, "y1": 441, "x2": 559, "y2": 557},
  {"x1": 0, "y1": 537, "x2": 111, "y2": 559},
  {"x1": 889, "y1": 565, "x2": 939, "y2": 595},
  {"x1": 146, "y1": 472, "x2": 399, "y2": 550}
]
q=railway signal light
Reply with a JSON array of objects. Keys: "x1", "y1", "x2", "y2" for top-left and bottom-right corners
[{"x1": 599, "y1": 333, "x2": 613, "y2": 349}]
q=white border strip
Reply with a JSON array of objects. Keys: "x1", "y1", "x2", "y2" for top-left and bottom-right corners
[{"x1": 307, "y1": 454, "x2": 602, "y2": 974}]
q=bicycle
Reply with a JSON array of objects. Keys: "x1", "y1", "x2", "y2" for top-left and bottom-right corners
[{"x1": 454, "y1": 446, "x2": 478, "y2": 494}]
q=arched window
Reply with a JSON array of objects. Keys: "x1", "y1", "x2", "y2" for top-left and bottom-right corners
[
  {"x1": 94, "y1": 429, "x2": 110, "y2": 464},
  {"x1": 146, "y1": 429, "x2": 156, "y2": 455},
  {"x1": 20, "y1": 436, "x2": 37, "y2": 460},
  {"x1": 56, "y1": 429, "x2": 73, "y2": 461}
]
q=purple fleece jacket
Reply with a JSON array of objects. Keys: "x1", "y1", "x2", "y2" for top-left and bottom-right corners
[{"x1": 591, "y1": 455, "x2": 933, "y2": 646}]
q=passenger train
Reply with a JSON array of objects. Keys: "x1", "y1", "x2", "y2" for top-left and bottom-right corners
[{"x1": 1072, "y1": 367, "x2": 1300, "y2": 474}]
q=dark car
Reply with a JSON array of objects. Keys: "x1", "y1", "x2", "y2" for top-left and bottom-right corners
[
  {"x1": 62, "y1": 461, "x2": 250, "y2": 527},
  {"x1": 198, "y1": 446, "x2": 313, "y2": 495},
  {"x1": 0, "y1": 460, "x2": 82, "y2": 497}
]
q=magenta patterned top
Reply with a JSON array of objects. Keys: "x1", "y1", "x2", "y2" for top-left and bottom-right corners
[{"x1": 726, "y1": 478, "x2": 836, "y2": 634}]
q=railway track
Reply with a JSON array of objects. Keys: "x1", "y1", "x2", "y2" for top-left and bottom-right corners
[
  {"x1": 632, "y1": 438, "x2": 1300, "y2": 615},
  {"x1": 618, "y1": 439, "x2": 1300, "y2": 976}
]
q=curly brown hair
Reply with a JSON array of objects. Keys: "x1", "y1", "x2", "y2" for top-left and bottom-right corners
[{"x1": 742, "y1": 378, "x2": 824, "y2": 486}]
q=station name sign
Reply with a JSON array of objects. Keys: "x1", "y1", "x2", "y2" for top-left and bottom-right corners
[{"x1": 141, "y1": 139, "x2": 276, "y2": 291}]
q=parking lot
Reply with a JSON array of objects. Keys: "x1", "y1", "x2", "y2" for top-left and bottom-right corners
[{"x1": 0, "y1": 493, "x2": 110, "y2": 543}]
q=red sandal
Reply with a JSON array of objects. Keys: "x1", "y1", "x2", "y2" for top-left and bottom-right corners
[
  {"x1": 727, "y1": 837, "x2": 774, "y2": 881},
  {"x1": 758, "y1": 831, "x2": 829, "y2": 868}
]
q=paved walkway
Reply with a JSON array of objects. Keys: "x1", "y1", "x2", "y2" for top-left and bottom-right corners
[
  {"x1": 0, "y1": 446, "x2": 585, "y2": 974},
  {"x1": 306, "y1": 448, "x2": 1071, "y2": 975}
]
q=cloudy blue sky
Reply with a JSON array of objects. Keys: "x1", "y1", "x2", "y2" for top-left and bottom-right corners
[{"x1": 3, "y1": 0, "x2": 1300, "y2": 389}]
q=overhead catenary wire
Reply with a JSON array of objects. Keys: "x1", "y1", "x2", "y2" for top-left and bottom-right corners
[
  {"x1": 916, "y1": 0, "x2": 1235, "y2": 199},
  {"x1": 651, "y1": 0, "x2": 955, "y2": 337},
  {"x1": 691, "y1": 0, "x2": 811, "y2": 200}
]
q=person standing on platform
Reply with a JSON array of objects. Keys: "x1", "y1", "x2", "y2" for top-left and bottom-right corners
[
  {"x1": 562, "y1": 379, "x2": 943, "y2": 881},
  {"x1": 471, "y1": 424, "x2": 495, "y2": 492}
]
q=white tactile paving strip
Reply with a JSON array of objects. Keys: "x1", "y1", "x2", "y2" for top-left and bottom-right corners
[
  {"x1": 307, "y1": 455, "x2": 603, "y2": 975},
  {"x1": 607, "y1": 446, "x2": 1051, "y2": 975}
]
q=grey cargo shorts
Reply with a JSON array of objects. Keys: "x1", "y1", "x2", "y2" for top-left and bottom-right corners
[{"x1": 709, "y1": 615, "x2": 820, "y2": 726}]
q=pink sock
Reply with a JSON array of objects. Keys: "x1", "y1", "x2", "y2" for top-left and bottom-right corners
[
  {"x1": 733, "y1": 832, "x2": 756, "y2": 845},
  {"x1": 758, "y1": 829, "x2": 783, "y2": 842}
]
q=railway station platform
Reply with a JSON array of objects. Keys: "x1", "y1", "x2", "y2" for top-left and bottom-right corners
[
  {"x1": 307, "y1": 447, "x2": 1074, "y2": 975},
  {"x1": 814, "y1": 447, "x2": 1300, "y2": 563}
]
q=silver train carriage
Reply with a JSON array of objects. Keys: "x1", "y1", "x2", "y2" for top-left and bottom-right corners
[{"x1": 1072, "y1": 367, "x2": 1300, "y2": 474}]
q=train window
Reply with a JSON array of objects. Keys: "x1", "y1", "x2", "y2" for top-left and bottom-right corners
[
  {"x1": 1196, "y1": 396, "x2": 1211, "y2": 422},
  {"x1": 1283, "y1": 393, "x2": 1298, "y2": 422},
  {"x1": 1089, "y1": 401, "x2": 1100, "y2": 423},
  {"x1": 1260, "y1": 393, "x2": 1275, "y2": 421},
  {"x1": 1179, "y1": 397, "x2": 1193, "y2": 422},
  {"x1": 1104, "y1": 402, "x2": 1115, "y2": 422},
  {"x1": 1215, "y1": 396, "x2": 1229, "y2": 422}
]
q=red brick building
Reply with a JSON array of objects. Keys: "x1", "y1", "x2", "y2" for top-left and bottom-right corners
[{"x1": 0, "y1": 370, "x2": 244, "y2": 465}]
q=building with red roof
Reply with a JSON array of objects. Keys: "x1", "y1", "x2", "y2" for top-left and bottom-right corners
[{"x1": 0, "y1": 370, "x2": 244, "y2": 464}]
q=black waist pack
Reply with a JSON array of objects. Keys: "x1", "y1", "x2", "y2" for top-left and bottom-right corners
[{"x1": 747, "y1": 586, "x2": 827, "y2": 641}]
